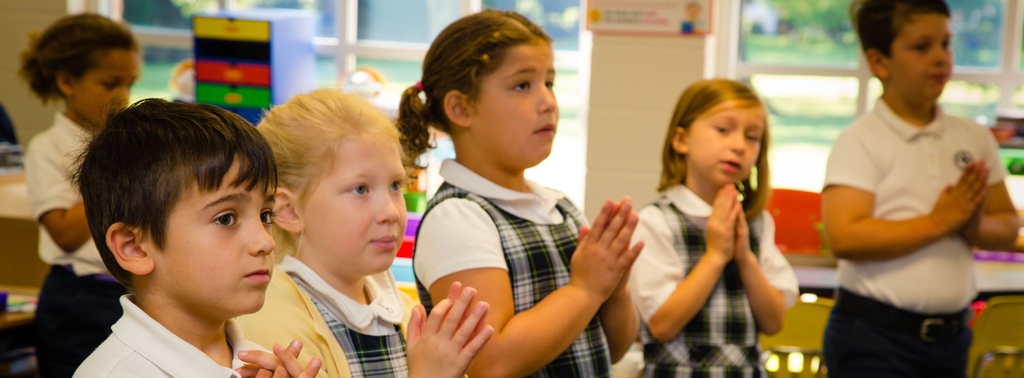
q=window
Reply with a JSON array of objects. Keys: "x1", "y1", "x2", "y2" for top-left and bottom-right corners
[
  {"x1": 734, "y1": 0, "x2": 1017, "y2": 192},
  {"x1": 115, "y1": 0, "x2": 589, "y2": 207}
]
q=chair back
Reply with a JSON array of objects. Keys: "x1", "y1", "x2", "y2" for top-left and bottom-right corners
[
  {"x1": 761, "y1": 297, "x2": 833, "y2": 378},
  {"x1": 969, "y1": 296, "x2": 1024, "y2": 378},
  {"x1": 765, "y1": 189, "x2": 823, "y2": 254}
]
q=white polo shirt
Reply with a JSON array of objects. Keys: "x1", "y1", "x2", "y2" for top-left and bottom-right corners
[
  {"x1": 824, "y1": 99, "x2": 1006, "y2": 314},
  {"x1": 74, "y1": 296, "x2": 265, "y2": 377},
  {"x1": 414, "y1": 159, "x2": 571, "y2": 289},
  {"x1": 628, "y1": 184, "x2": 799, "y2": 323},
  {"x1": 24, "y1": 113, "x2": 106, "y2": 276}
]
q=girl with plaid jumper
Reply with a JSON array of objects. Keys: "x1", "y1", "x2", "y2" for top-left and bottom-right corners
[
  {"x1": 397, "y1": 10, "x2": 645, "y2": 378},
  {"x1": 629, "y1": 80, "x2": 799, "y2": 378},
  {"x1": 237, "y1": 89, "x2": 493, "y2": 378}
]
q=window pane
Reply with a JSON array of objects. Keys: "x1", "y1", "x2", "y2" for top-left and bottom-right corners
[
  {"x1": 357, "y1": 0, "x2": 461, "y2": 44},
  {"x1": 941, "y1": 81, "x2": 998, "y2": 124},
  {"x1": 948, "y1": 0, "x2": 1003, "y2": 69},
  {"x1": 869, "y1": 78, "x2": 998, "y2": 125},
  {"x1": 739, "y1": 0, "x2": 859, "y2": 67},
  {"x1": 483, "y1": 0, "x2": 581, "y2": 51},
  {"x1": 132, "y1": 45, "x2": 193, "y2": 102},
  {"x1": 316, "y1": 56, "x2": 338, "y2": 89},
  {"x1": 233, "y1": 0, "x2": 336, "y2": 37},
  {"x1": 747, "y1": 75, "x2": 859, "y2": 191},
  {"x1": 123, "y1": 0, "x2": 213, "y2": 29}
]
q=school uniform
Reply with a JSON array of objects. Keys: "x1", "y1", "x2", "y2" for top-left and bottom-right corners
[
  {"x1": 73, "y1": 296, "x2": 264, "y2": 377},
  {"x1": 413, "y1": 159, "x2": 612, "y2": 378},
  {"x1": 822, "y1": 99, "x2": 1007, "y2": 377},
  {"x1": 629, "y1": 184, "x2": 798, "y2": 378},
  {"x1": 237, "y1": 256, "x2": 417, "y2": 378},
  {"x1": 25, "y1": 113, "x2": 126, "y2": 377}
]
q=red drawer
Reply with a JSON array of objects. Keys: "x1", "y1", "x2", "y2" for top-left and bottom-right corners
[
  {"x1": 397, "y1": 236, "x2": 415, "y2": 258},
  {"x1": 195, "y1": 59, "x2": 270, "y2": 87}
]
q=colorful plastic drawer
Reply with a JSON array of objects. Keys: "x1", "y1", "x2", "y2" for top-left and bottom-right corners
[
  {"x1": 196, "y1": 83, "x2": 271, "y2": 108},
  {"x1": 397, "y1": 236, "x2": 415, "y2": 259},
  {"x1": 215, "y1": 106, "x2": 265, "y2": 126},
  {"x1": 196, "y1": 60, "x2": 270, "y2": 87},
  {"x1": 194, "y1": 38, "x2": 270, "y2": 62},
  {"x1": 391, "y1": 258, "x2": 414, "y2": 283},
  {"x1": 194, "y1": 17, "x2": 270, "y2": 42},
  {"x1": 405, "y1": 212, "x2": 422, "y2": 237}
]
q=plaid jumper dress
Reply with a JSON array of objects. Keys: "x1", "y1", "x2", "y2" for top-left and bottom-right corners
[
  {"x1": 294, "y1": 279, "x2": 409, "y2": 378},
  {"x1": 640, "y1": 197, "x2": 765, "y2": 378},
  {"x1": 414, "y1": 182, "x2": 613, "y2": 378}
]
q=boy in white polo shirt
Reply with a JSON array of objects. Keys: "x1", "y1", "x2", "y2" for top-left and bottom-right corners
[
  {"x1": 822, "y1": 0, "x2": 1021, "y2": 377},
  {"x1": 71, "y1": 99, "x2": 321, "y2": 377}
]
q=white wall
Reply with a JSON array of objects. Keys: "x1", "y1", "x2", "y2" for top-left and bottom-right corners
[
  {"x1": 0, "y1": 1, "x2": 67, "y2": 145},
  {"x1": 583, "y1": 34, "x2": 713, "y2": 220}
]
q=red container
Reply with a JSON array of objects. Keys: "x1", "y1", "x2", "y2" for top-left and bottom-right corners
[
  {"x1": 196, "y1": 59, "x2": 271, "y2": 87},
  {"x1": 397, "y1": 236, "x2": 415, "y2": 258}
]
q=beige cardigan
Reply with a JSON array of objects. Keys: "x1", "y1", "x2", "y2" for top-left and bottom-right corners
[{"x1": 237, "y1": 267, "x2": 416, "y2": 378}]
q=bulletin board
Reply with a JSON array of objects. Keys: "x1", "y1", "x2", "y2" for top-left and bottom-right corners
[{"x1": 587, "y1": 0, "x2": 713, "y2": 36}]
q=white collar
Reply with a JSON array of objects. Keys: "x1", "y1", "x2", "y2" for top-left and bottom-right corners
[
  {"x1": 111, "y1": 295, "x2": 263, "y2": 377},
  {"x1": 663, "y1": 184, "x2": 713, "y2": 218},
  {"x1": 279, "y1": 256, "x2": 404, "y2": 328},
  {"x1": 873, "y1": 98, "x2": 948, "y2": 141},
  {"x1": 439, "y1": 159, "x2": 564, "y2": 209}
]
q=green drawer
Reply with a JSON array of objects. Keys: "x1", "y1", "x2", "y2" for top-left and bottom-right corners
[{"x1": 196, "y1": 83, "x2": 271, "y2": 108}]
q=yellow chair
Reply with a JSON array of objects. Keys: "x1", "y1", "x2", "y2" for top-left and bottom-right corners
[
  {"x1": 968, "y1": 296, "x2": 1024, "y2": 378},
  {"x1": 760, "y1": 296, "x2": 833, "y2": 378}
]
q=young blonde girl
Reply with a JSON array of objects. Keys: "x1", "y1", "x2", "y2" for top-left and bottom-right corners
[
  {"x1": 19, "y1": 14, "x2": 139, "y2": 377},
  {"x1": 237, "y1": 89, "x2": 493, "y2": 378},
  {"x1": 628, "y1": 79, "x2": 798, "y2": 377},
  {"x1": 398, "y1": 10, "x2": 643, "y2": 377}
]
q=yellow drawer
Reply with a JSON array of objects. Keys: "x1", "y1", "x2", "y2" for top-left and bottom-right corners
[{"x1": 194, "y1": 17, "x2": 270, "y2": 42}]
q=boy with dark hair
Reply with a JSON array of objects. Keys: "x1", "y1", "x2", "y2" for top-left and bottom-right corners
[
  {"x1": 822, "y1": 0, "x2": 1020, "y2": 376},
  {"x1": 72, "y1": 99, "x2": 321, "y2": 377}
]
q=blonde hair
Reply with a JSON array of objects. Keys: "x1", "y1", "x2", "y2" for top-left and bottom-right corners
[
  {"x1": 659, "y1": 79, "x2": 771, "y2": 219},
  {"x1": 258, "y1": 89, "x2": 399, "y2": 256}
]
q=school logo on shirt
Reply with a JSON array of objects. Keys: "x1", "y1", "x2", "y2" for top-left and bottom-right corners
[{"x1": 954, "y1": 150, "x2": 974, "y2": 169}]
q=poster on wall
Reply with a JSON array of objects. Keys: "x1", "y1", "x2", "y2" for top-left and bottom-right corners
[{"x1": 587, "y1": 0, "x2": 713, "y2": 36}]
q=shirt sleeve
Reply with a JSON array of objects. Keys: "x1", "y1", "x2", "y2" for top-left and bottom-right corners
[
  {"x1": 823, "y1": 130, "x2": 877, "y2": 194},
  {"x1": 24, "y1": 130, "x2": 79, "y2": 222},
  {"x1": 757, "y1": 211, "x2": 799, "y2": 309},
  {"x1": 413, "y1": 198, "x2": 508, "y2": 290},
  {"x1": 629, "y1": 206, "x2": 685, "y2": 323}
]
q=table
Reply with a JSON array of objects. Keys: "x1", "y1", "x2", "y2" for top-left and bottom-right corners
[
  {"x1": 792, "y1": 260, "x2": 1024, "y2": 300},
  {"x1": 0, "y1": 285, "x2": 37, "y2": 331}
]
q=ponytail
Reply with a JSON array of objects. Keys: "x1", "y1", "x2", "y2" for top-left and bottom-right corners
[{"x1": 397, "y1": 84, "x2": 434, "y2": 171}]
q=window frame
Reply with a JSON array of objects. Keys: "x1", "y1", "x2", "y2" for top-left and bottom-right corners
[{"x1": 716, "y1": 0, "x2": 1024, "y2": 117}]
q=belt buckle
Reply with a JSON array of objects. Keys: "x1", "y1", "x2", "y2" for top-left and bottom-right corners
[{"x1": 920, "y1": 318, "x2": 945, "y2": 342}]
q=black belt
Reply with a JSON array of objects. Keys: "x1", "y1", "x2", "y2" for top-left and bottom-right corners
[{"x1": 835, "y1": 288, "x2": 969, "y2": 342}]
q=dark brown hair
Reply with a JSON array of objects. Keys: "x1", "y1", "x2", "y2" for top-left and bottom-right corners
[
  {"x1": 850, "y1": 0, "x2": 950, "y2": 56},
  {"x1": 660, "y1": 79, "x2": 771, "y2": 219},
  {"x1": 19, "y1": 13, "x2": 138, "y2": 103},
  {"x1": 395, "y1": 10, "x2": 551, "y2": 170},
  {"x1": 74, "y1": 99, "x2": 276, "y2": 291}
]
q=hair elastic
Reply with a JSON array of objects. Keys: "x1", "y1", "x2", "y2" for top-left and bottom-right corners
[{"x1": 414, "y1": 81, "x2": 423, "y2": 91}]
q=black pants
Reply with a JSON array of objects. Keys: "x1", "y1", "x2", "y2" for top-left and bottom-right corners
[
  {"x1": 823, "y1": 307, "x2": 972, "y2": 378},
  {"x1": 34, "y1": 265, "x2": 126, "y2": 378}
]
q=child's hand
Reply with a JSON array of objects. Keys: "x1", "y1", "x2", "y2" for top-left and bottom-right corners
[
  {"x1": 732, "y1": 207, "x2": 756, "y2": 267},
  {"x1": 237, "y1": 340, "x2": 322, "y2": 378},
  {"x1": 706, "y1": 186, "x2": 741, "y2": 265},
  {"x1": 568, "y1": 198, "x2": 643, "y2": 301},
  {"x1": 930, "y1": 161, "x2": 988, "y2": 236},
  {"x1": 407, "y1": 281, "x2": 494, "y2": 378}
]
